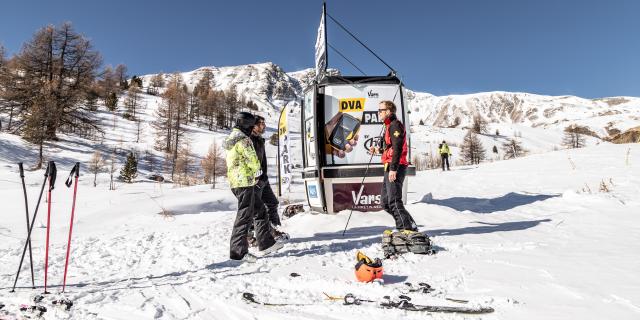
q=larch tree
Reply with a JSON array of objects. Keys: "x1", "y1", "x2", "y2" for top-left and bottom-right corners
[
  {"x1": 502, "y1": 137, "x2": 528, "y2": 159},
  {"x1": 562, "y1": 125, "x2": 587, "y2": 149},
  {"x1": 201, "y1": 140, "x2": 227, "y2": 189},
  {"x1": 460, "y1": 130, "x2": 486, "y2": 165},
  {"x1": 0, "y1": 23, "x2": 102, "y2": 168}
]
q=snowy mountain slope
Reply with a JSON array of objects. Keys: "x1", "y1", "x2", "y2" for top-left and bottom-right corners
[
  {"x1": 1, "y1": 139, "x2": 638, "y2": 319},
  {"x1": 139, "y1": 62, "x2": 302, "y2": 118},
  {"x1": 405, "y1": 90, "x2": 640, "y2": 138},
  {"x1": 135, "y1": 62, "x2": 639, "y2": 155}
]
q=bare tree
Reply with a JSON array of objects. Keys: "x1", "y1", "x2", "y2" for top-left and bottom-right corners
[
  {"x1": 502, "y1": 137, "x2": 528, "y2": 159},
  {"x1": 88, "y1": 150, "x2": 105, "y2": 187},
  {"x1": 152, "y1": 74, "x2": 189, "y2": 180},
  {"x1": 0, "y1": 23, "x2": 102, "y2": 168},
  {"x1": 109, "y1": 148, "x2": 117, "y2": 190},
  {"x1": 148, "y1": 73, "x2": 165, "y2": 95},
  {"x1": 144, "y1": 150, "x2": 155, "y2": 173},
  {"x1": 98, "y1": 66, "x2": 119, "y2": 111},
  {"x1": 174, "y1": 143, "x2": 194, "y2": 186},
  {"x1": 114, "y1": 64, "x2": 128, "y2": 90},
  {"x1": 460, "y1": 130, "x2": 486, "y2": 165},
  {"x1": 201, "y1": 140, "x2": 227, "y2": 188},
  {"x1": 472, "y1": 115, "x2": 489, "y2": 134},
  {"x1": 123, "y1": 82, "x2": 141, "y2": 120},
  {"x1": 562, "y1": 125, "x2": 587, "y2": 149}
]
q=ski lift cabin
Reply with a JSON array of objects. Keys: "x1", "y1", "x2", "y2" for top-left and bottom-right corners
[{"x1": 301, "y1": 75, "x2": 416, "y2": 214}]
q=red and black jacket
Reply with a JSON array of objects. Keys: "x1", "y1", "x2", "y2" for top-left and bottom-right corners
[{"x1": 381, "y1": 113, "x2": 408, "y2": 171}]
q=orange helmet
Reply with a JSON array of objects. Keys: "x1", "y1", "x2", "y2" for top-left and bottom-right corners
[{"x1": 354, "y1": 251, "x2": 383, "y2": 283}]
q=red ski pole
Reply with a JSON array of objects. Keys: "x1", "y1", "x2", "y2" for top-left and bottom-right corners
[
  {"x1": 43, "y1": 161, "x2": 57, "y2": 294},
  {"x1": 62, "y1": 162, "x2": 80, "y2": 293}
]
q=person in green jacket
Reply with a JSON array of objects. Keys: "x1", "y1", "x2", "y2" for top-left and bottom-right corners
[
  {"x1": 224, "y1": 112, "x2": 283, "y2": 262},
  {"x1": 438, "y1": 140, "x2": 452, "y2": 171}
]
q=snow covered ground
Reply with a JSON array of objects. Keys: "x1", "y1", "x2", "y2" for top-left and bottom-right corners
[
  {"x1": 1, "y1": 87, "x2": 639, "y2": 319},
  {"x1": 1, "y1": 133, "x2": 639, "y2": 319}
]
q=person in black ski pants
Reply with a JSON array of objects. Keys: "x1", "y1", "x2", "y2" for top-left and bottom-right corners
[
  {"x1": 369, "y1": 101, "x2": 418, "y2": 232},
  {"x1": 247, "y1": 116, "x2": 286, "y2": 245},
  {"x1": 223, "y1": 112, "x2": 283, "y2": 262}
]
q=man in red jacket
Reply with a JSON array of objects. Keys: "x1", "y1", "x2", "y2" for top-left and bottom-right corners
[{"x1": 370, "y1": 101, "x2": 418, "y2": 232}]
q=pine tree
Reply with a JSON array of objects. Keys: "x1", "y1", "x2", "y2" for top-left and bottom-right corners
[
  {"x1": 119, "y1": 151, "x2": 138, "y2": 183},
  {"x1": 502, "y1": 138, "x2": 528, "y2": 159},
  {"x1": 130, "y1": 75, "x2": 143, "y2": 88},
  {"x1": 460, "y1": 130, "x2": 486, "y2": 165}
]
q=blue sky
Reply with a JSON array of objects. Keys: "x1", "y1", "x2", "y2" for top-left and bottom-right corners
[{"x1": 1, "y1": 0, "x2": 638, "y2": 98}]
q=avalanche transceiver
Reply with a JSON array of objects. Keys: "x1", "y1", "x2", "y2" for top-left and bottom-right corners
[{"x1": 325, "y1": 112, "x2": 361, "y2": 151}]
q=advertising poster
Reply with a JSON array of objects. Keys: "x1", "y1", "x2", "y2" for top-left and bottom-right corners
[
  {"x1": 332, "y1": 182, "x2": 384, "y2": 212},
  {"x1": 323, "y1": 84, "x2": 403, "y2": 165}
]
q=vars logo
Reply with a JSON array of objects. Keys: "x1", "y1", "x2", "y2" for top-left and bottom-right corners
[
  {"x1": 339, "y1": 98, "x2": 365, "y2": 113},
  {"x1": 367, "y1": 90, "x2": 379, "y2": 98}
]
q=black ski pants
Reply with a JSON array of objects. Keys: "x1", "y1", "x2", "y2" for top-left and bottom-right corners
[
  {"x1": 441, "y1": 154, "x2": 450, "y2": 170},
  {"x1": 248, "y1": 182, "x2": 280, "y2": 235},
  {"x1": 230, "y1": 185, "x2": 275, "y2": 260},
  {"x1": 381, "y1": 165, "x2": 418, "y2": 231}
]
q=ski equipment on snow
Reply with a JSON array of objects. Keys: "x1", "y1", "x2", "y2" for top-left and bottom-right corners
[
  {"x1": 11, "y1": 162, "x2": 52, "y2": 293},
  {"x1": 18, "y1": 163, "x2": 36, "y2": 289},
  {"x1": 43, "y1": 161, "x2": 57, "y2": 294},
  {"x1": 354, "y1": 251, "x2": 383, "y2": 283},
  {"x1": 242, "y1": 292, "x2": 310, "y2": 306},
  {"x1": 379, "y1": 295, "x2": 494, "y2": 314},
  {"x1": 382, "y1": 229, "x2": 435, "y2": 258},
  {"x1": 19, "y1": 304, "x2": 47, "y2": 318},
  {"x1": 61, "y1": 162, "x2": 80, "y2": 292}
]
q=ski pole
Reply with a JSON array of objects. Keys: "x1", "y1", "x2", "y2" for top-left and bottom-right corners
[
  {"x1": 61, "y1": 162, "x2": 80, "y2": 293},
  {"x1": 18, "y1": 163, "x2": 36, "y2": 289},
  {"x1": 11, "y1": 162, "x2": 51, "y2": 292},
  {"x1": 342, "y1": 125, "x2": 385, "y2": 237},
  {"x1": 43, "y1": 161, "x2": 57, "y2": 294}
]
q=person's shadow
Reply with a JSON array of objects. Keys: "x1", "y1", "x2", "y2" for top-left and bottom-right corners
[
  {"x1": 428, "y1": 219, "x2": 552, "y2": 237},
  {"x1": 416, "y1": 192, "x2": 560, "y2": 213}
]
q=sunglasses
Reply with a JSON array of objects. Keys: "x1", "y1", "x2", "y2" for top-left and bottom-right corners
[{"x1": 378, "y1": 109, "x2": 388, "y2": 112}]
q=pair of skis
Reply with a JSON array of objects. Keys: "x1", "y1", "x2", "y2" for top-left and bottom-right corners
[
  {"x1": 10, "y1": 162, "x2": 80, "y2": 294},
  {"x1": 242, "y1": 291, "x2": 495, "y2": 314}
]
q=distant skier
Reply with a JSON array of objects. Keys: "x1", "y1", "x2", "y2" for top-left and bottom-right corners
[
  {"x1": 369, "y1": 101, "x2": 418, "y2": 232},
  {"x1": 247, "y1": 115, "x2": 288, "y2": 247},
  {"x1": 223, "y1": 112, "x2": 283, "y2": 262},
  {"x1": 439, "y1": 140, "x2": 452, "y2": 171}
]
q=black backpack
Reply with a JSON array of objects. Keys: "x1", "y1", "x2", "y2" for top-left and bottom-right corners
[{"x1": 382, "y1": 230, "x2": 435, "y2": 258}]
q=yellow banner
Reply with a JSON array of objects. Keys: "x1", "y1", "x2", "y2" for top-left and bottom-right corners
[
  {"x1": 278, "y1": 109, "x2": 288, "y2": 136},
  {"x1": 338, "y1": 98, "x2": 365, "y2": 113}
]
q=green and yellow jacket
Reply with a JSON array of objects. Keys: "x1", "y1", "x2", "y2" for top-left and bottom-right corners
[{"x1": 224, "y1": 128, "x2": 262, "y2": 188}]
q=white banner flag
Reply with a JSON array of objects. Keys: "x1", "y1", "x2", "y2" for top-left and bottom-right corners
[
  {"x1": 315, "y1": 4, "x2": 327, "y2": 80},
  {"x1": 278, "y1": 105, "x2": 292, "y2": 195}
]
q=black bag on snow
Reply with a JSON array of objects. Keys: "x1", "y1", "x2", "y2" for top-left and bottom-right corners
[{"x1": 382, "y1": 230, "x2": 434, "y2": 258}]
